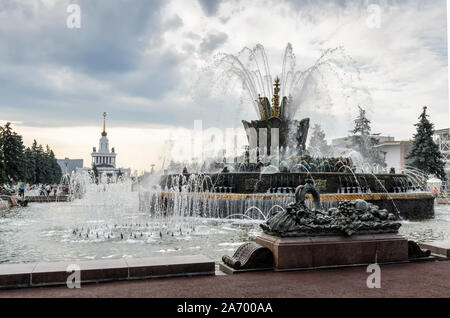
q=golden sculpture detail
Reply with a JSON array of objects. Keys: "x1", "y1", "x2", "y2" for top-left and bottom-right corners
[
  {"x1": 244, "y1": 77, "x2": 310, "y2": 155},
  {"x1": 271, "y1": 77, "x2": 281, "y2": 118},
  {"x1": 256, "y1": 78, "x2": 283, "y2": 120}
]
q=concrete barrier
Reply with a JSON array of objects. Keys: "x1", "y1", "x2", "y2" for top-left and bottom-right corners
[
  {"x1": 24, "y1": 195, "x2": 69, "y2": 203},
  {"x1": 0, "y1": 255, "x2": 215, "y2": 289},
  {"x1": 0, "y1": 199, "x2": 10, "y2": 211}
]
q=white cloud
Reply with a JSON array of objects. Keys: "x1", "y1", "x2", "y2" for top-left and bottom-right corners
[{"x1": 0, "y1": 0, "x2": 448, "y2": 170}]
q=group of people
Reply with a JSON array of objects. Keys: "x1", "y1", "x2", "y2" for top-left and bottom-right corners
[
  {"x1": 0, "y1": 183, "x2": 70, "y2": 198},
  {"x1": 428, "y1": 186, "x2": 448, "y2": 198}
]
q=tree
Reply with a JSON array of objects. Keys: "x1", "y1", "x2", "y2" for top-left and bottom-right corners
[
  {"x1": 0, "y1": 122, "x2": 25, "y2": 183},
  {"x1": 24, "y1": 147, "x2": 36, "y2": 183},
  {"x1": 24, "y1": 139, "x2": 62, "y2": 184},
  {"x1": 0, "y1": 124, "x2": 63, "y2": 184},
  {"x1": 407, "y1": 106, "x2": 446, "y2": 181},
  {"x1": 35, "y1": 143, "x2": 46, "y2": 183},
  {"x1": 351, "y1": 106, "x2": 371, "y2": 136},
  {"x1": 349, "y1": 106, "x2": 386, "y2": 167},
  {"x1": 308, "y1": 124, "x2": 331, "y2": 156},
  {"x1": 29, "y1": 143, "x2": 62, "y2": 184},
  {"x1": 47, "y1": 147, "x2": 62, "y2": 183},
  {"x1": 42, "y1": 145, "x2": 53, "y2": 182}
]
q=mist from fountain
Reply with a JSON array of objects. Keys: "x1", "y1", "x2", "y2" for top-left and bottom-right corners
[
  {"x1": 67, "y1": 170, "x2": 136, "y2": 208},
  {"x1": 206, "y1": 43, "x2": 369, "y2": 122}
]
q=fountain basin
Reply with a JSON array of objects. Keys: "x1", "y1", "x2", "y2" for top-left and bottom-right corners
[
  {"x1": 139, "y1": 191, "x2": 435, "y2": 220},
  {"x1": 160, "y1": 172, "x2": 415, "y2": 194},
  {"x1": 0, "y1": 199, "x2": 9, "y2": 212},
  {"x1": 0, "y1": 195, "x2": 19, "y2": 209}
]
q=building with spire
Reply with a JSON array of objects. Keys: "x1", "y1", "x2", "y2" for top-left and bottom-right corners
[
  {"x1": 77, "y1": 113, "x2": 131, "y2": 181},
  {"x1": 92, "y1": 112, "x2": 117, "y2": 168}
]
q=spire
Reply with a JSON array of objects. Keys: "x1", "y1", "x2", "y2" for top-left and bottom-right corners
[{"x1": 102, "y1": 112, "x2": 107, "y2": 136}]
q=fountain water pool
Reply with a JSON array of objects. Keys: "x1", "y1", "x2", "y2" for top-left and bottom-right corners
[
  {"x1": 0, "y1": 198, "x2": 261, "y2": 264},
  {"x1": 0, "y1": 194, "x2": 448, "y2": 264}
]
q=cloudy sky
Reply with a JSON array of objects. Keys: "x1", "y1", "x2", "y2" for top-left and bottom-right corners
[{"x1": 0, "y1": 0, "x2": 448, "y2": 171}]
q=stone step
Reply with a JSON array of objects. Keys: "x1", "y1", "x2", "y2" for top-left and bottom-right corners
[
  {"x1": 0, "y1": 255, "x2": 215, "y2": 289},
  {"x1": 419, "y1": 241, "x2": 450, "y2": 259}
]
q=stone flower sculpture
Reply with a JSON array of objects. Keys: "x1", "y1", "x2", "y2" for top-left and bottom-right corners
[{"x1": 261, "y1": 180, "x2": 402, "y2": 237}]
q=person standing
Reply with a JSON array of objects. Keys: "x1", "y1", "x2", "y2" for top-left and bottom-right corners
[
  {"x1": 433, "y1": 187, "x2": 439, "y2": 198},
  {"x1": 18, "y1": 184, "x2": 25, "y2": 199}
]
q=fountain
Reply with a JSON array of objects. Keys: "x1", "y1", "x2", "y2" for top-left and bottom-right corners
[
  {"x1": 0, "y1": 43, "x2": 440, "y2": 269},
  {"x1": 143, "y1": 44, "x2": 434, "y2": 221}
]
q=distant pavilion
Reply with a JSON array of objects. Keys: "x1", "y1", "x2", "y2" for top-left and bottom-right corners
[{"x1": 78, "y1": 112, "x2": 131, "y2": 181}]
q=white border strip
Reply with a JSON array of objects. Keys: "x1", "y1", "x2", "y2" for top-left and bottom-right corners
[{"x1": 447, "y1": 0, "x2": 450, "y2": 126}]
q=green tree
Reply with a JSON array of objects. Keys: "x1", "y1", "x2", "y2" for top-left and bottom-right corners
[
  {"x1": 407, "y1": 106, "x2": 446, "y2": 181},
  {"x1": 46, "y1": 147, "x2": 62, "y2": 183},
  {"x1": 43, "y1": 145, "x2": 53, "y2": 183},
  {"x1": 25, "y1": 140, "x2": 62, "y2": 184},
  {"x1": 349, "y1": 106, "x2": 386, "y2": 167},
  {"x1": 34, "y1": 142, "x2": 45, "y2": 183},
  {"x1": 308, "y1": 124, "x2": 331, "y2": 156},
  {"x1": 24, "y1": 147, "x2": 36, "y2": 183},
  {"x1": 0, "y1": 122, "x2": 25, "y2": 182},
  {"x1": 0, "y1": 124, "x2": 62, "y2": 185},
  {"x1": 351, "y1": 106, "x2": 371, "y2": 136}
]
